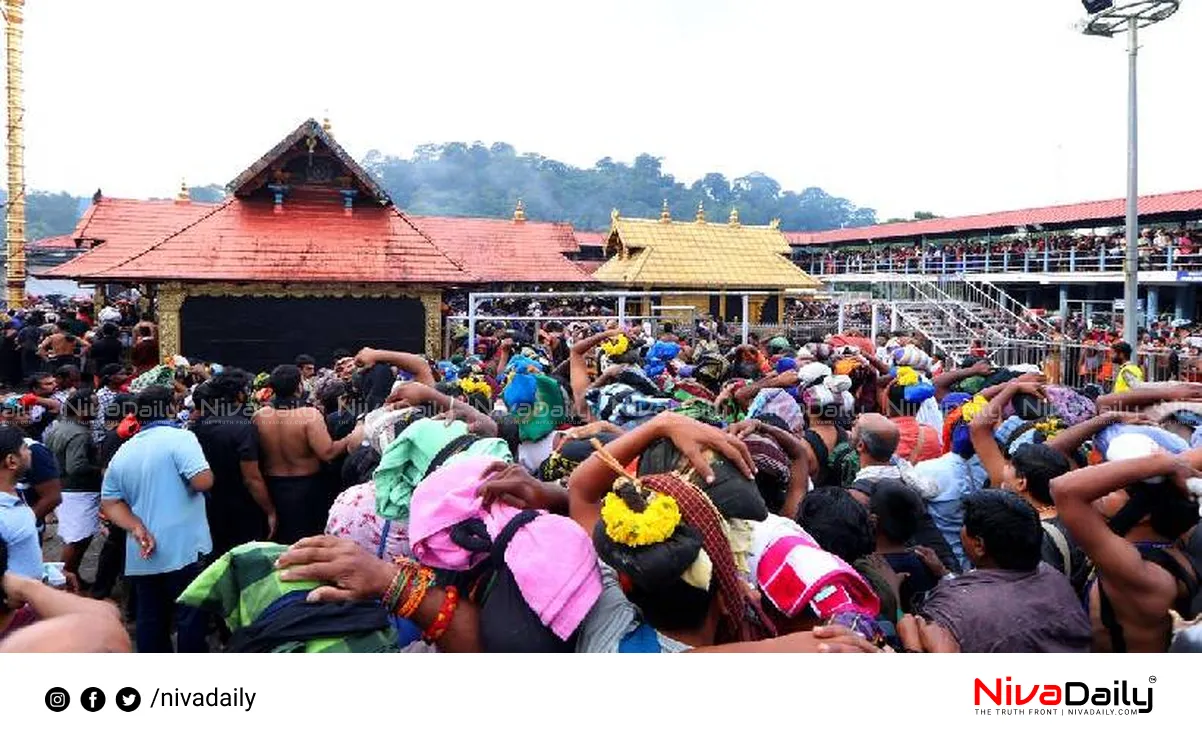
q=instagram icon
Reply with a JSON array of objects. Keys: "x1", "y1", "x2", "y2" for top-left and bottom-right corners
[{"x1": 44, "y1": 687, "x2": 70, "y2": 712}]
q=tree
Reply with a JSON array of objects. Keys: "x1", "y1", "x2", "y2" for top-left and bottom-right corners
[
  {"x1": 188, "y1": 183, "x2": 226, "y2": 203},
  {"x1": 364, "y1": 142, "x2": 876, "y2": 232}
]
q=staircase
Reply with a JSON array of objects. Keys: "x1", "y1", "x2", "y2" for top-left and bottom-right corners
[
  {"x1": 890, "y1": 301, "x2": 978, "y2": 361},
  {"x1": 879, "y1": 277, "x2": 1051, "y2": 363}
]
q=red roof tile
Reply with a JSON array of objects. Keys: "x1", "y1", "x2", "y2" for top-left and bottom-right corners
[
  {"x1": 787, "y1": 189, "x2": 1202, "y2": 246},
  {"x1": 29, "y1": 234, "x2": 80, "y2": 250},
  {"x1": 574, "y1": 231, "x2": 609, "y2": 248},
  {"x1": 40, "y1": 198, "x2": 221, "y2": 278},
  {"x1": 573, "y1": 259, "x2": 607, "y2": 275},
  {"x1": 411, "y1": 216, "x2": 594, "y2": 283},
  {"x1": 50, "y1": 194, "x2": 474, "y2": 284}
]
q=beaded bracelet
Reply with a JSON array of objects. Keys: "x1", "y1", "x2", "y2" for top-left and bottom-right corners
[
  {"x1": 396, "y1": 565, "x2": 435, "y2": 619},
  {"x1": 381, "y1": 565, "x2": 410, "y2": 615},
  {"x1": 422, "y1": 585, "x2": 459, "y2": 643}
]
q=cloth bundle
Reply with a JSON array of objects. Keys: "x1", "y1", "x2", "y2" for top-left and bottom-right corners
[
  {"x1": 691, "y1": 354, "x2": 730, "y2": 392},
  {"x1": 748, "y1": 389, "x2": 804, "y2": 433},
  {"x1": 129, "y1": 365, "x2": 174, "y2": 393},
  {"x1": 1096, "y1": 424, "x2": 1189, "y2": 461},
  {"x1": 643, "y1": 341, "x2": 681, "y2": 378},
  {"x1": 178, "y1": 543, "x2": 399, "y2": 653},
  {"x1": 637, "y1": 438, "x2": 769, "y2": 522},
  {"x1": 374, "y1": 417, "x2": 512, "y2": 522},
  {"x1": 801, "y1": 374, "x2": 855, "y2": 417},
  {"x1": 326, "y1": 482, "x2": 411, "y2": 562},
  {"x1": 586, "y1": 383, "x2": 675, "y2": 428},
  {"x1": 408, "y1": 456, "x2": 603, "y2": 641},
  {"x1": 743, "y1": 434, "x2": 791, "y2": 514},
  {"x1": 748, "y1": 515, "x2": 880, "y2": 621},
  {"x1": 362, "y1": 406, "x2": 424, "y2": 454}
]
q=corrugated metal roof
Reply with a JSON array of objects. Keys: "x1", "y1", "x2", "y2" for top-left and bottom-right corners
[{"x1": 787, "y1": 189, "x2": 1202, "y2": 246}]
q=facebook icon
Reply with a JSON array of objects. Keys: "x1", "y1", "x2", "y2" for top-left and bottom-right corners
[{"x1": 81, "y1": 687, "x2": 106, "y2": 712}]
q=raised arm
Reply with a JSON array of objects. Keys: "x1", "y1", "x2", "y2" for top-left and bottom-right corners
[
  {"x1": 356, "y1": 348, "x2": 435, "y2": 386},
  {"x1": 387, "y1": 383, "x2": 497, "y2": 437},
  {"x1": 1049, "y1": 454, "x2": 1182, "y2": 615},
  {"x1": 1096, "y1": 383, "x2": 1202, "y2": 413},
  {"x1": 733, "y1": 370, "x2": 798, "y2": 407},
  {"x1": 1048, "y1": 410, "x2": 1123, "y2": 459},
  {"x1": 570, "y1": 329, "x2": 624, "y2": 419},
  {"x1": 567, "y1": 412, "x2": 754, "y2": 535},
  {"x1": 933, "y1": 361, "x2": 991, "y2": 402},
  {"x1": 968, "y1": 382, "x2": 1025, "y2": 487},
  {"x1": 302, "y1": 409, "x2": 357, "y2": 463}
]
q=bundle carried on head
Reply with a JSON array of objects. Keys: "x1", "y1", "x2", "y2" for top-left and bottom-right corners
[
  {"x1": 888, "y1": 365, "x2": 936, "y2": 410},
  {"x1": 500, "y1": 356, "x2": 567, "y2": 442},
  {"x1": 599, "y1": 334, "x2": 630, "y2": 359},
  {"x1": 748, "y1": 388, "x2": 804, "y2": 434},
  {"x1": 894, "y1": 346, "x2": 927, "y2": 372},
  {"x1": 691, "y1": 353, "x2": 730, "y2": 394},
  {"x1": 644, "y1": 341, "x2": 681, "y2": 378},
  {"x1": 590, "y1": 442, "x2": 776, "y2": 643}
]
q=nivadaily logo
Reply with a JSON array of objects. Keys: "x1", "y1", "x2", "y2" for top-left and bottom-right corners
[{"x1": 974, "y1": 677, "x2": 1155, "y2": 716}]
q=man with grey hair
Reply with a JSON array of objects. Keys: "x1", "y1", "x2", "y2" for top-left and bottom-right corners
[
  {"x1": 851, "y1": 413, "x2": 936, "y2": 498},
  {"x1": 850, "y1": 413, "x2": 959, "y2": 572}
]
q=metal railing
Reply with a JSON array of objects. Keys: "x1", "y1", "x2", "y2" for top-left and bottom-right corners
[
  {"x1": 804, "y1": 248, "x2": 1202, "y2": 277},
  {"x1": 987, "y1": 339, "x2": 1183, "y2": 389}
]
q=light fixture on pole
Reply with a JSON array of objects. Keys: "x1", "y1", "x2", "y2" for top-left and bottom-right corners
[{"x1": 1079, "y1": 0, "x2": 1180, "y2": 347}]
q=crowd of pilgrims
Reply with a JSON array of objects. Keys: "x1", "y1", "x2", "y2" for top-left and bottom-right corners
[
  {"x1": 813, "y1": 227, "x2": 1202, "y2": 273},
  {"x1": 2, "y1": 302, "x2": 1202, "y2": 654}
]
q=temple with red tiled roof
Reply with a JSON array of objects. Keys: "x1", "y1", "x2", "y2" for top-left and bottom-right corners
[{"x1": 40, "y1": 119, "x2": 593, "y2": 370}]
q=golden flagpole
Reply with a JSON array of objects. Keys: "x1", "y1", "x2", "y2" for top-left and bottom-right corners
[{"x1": 3, "y1": 0, "x2": 24, "y2": 309}]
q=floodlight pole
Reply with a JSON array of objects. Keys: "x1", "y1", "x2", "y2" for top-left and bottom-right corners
[
  {"x1": 1123, "y1": 18, "x2": 1138, "y2": 348},
  {"x1": 1080, "y1": 1, "x2": 1180, "y2": 348}
]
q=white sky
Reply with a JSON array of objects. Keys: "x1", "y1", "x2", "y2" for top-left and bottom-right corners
[{"x1": 14, "y1": 0, "x2": 1201, "y2": 222}]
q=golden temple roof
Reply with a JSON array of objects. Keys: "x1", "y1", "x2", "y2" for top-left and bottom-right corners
[{"x1": 592, "y1": 215, "x2": 820, "y2": 290}]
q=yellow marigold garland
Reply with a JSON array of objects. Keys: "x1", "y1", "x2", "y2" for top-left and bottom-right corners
[
  {"x1": 600, "y1": 335, "x2": 629, "y2": 358},
  {"x1": 1033, "y1": 417, "x2": 1063, "y2": 439},
  {"x1": 459, "y1": 377, "x2": 493, "y2": 399},
  {"x1": 894, "y1": 366, "x2": 919, "y2": 388},
  {"x1": 959, "y1": 394, "x2": 989, "y2": 423},
  {"x1": 601, "y1": 491, "x2": 681, "y2": 547}
]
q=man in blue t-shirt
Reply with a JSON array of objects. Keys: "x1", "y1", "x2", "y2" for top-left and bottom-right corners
[
  {"x1": 101, "y1": 386, "x2": 214, "y2": 653},
  {"x1": 0, "y1": 426, "x2": 42, "y2": 580}
]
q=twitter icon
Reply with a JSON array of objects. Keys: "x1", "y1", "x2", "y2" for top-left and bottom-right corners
[{"x1": 116, "y1": 687, "x2": 141, "y2": 712}]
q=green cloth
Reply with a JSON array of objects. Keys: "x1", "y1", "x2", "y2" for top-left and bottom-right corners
[
  {"x1": 129, "y1": 365, "x2": 174, "y2": 393},
  {"x1": 176, "y1": 543, "x2": 399, "y2": 653},
  {"x1": 674, "y1": 398, "x2": 727, "y2": 427},
  {"x1": 958, "y1": 376, "x2": 987, "y2": 395},
  {"x1": 373, "y1": 417, "x2": 512, "y2": 521},
  {"x1": 513, "y1": 374, "x2": 568, "y2": 442}
]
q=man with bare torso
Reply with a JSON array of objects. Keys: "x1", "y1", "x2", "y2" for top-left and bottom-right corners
[
  {"x1": 253, "y1": 364, "x2": 359, "y2": 544},
  {"x1": 37, "y1": 321, "x2": 89, "y2": 371}
]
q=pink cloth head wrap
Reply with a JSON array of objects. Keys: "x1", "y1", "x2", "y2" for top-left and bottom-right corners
[{"x1": 408, "y1": 455, "x2": 603, "y2": 640}]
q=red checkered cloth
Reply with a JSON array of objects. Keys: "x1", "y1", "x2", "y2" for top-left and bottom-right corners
[{"x1": 642, "y1": 473, "x2": 777, "y2": 643}]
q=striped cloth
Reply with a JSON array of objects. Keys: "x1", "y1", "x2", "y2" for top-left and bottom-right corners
[
  {"x1": 641, "y1": 473, "x2": 776, "y2": 643},
  {"x1": 177, "y1": 543, "x2": 399, "y2": 653}
]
